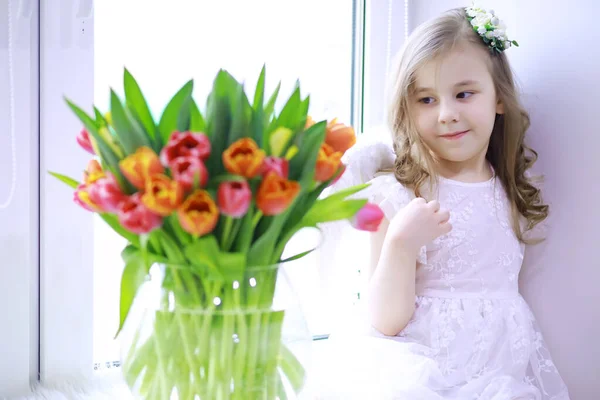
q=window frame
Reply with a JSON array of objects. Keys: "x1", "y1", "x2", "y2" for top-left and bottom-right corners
[{"x1": 34, "y1": 0, "x2": 411, "y2": 380}]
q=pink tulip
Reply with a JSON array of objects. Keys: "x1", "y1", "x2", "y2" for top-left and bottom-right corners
[
  {"x1": 160, "y1": 131, "x2": 211, "y2": 166},
  {"x1": 170, "y1": 156, "x2": 209, "y2": 192},
  {"x1": 352, "y1": 203, "x2": 385, "y2": 232},
  {"x1": 260, "y1": 156, "x2": 289, "y2": 179},
  {"x1": 77, "y1": 129, "x2": 95, "y2": 155},
  {"x1": 88, "y1": 173, "x2": 127, "y2": 213},
  {"x1": 73, "y1": 184, "x2": 101, "y2": 212},
  {"x1": 217, "y1": 181, "x2": 252, "y2": 218},
  {"x1": 117, "y1": 193, "x2": 162, "y2": 234}
]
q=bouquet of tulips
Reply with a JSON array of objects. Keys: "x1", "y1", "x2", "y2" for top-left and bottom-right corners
[{"x1": 51, "y1": 67, "x2": 384, "y2": 399}]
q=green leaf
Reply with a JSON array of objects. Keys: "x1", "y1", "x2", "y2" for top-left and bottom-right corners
[
  {"x1": 217, "y1": 251, "x2": 247, "y2": 282},
  {"x1": 280, "y1": 247, "x2": 317, "y2": 264},
  {"x1": 277, "y1": 86, "x2": 302, "y2": 131},
  {"x1": 123, "y1": 68, "x2": 161, "y2": 149},
  {"x1": 158, "y1": 79, "x2": 194, "y2": 143},
  {"x1": 110, "y1": 89, "x2": 152, "y2": 154},
  {"x1": 512, "y1": 40, "x2": 519, "y2": 47},
  {"x1": 156, "y1": 230, "x2": 186, "y2": 263},
  {"x1": 288, "y1": 121, "x2": 327, "y2": 186},
  {"x1": 248, "y1": 198, "x2": 299, "y2": 266},
  {"x1": 228, "y1": 83, "x2": 253, "y2": 145},
  {"x1": 301, "y1": 198, "x2": 367, "y2": 227},
  {"x1": 48, "y1": 171, "x2": 79, "y2": 189},
  {"x1": 176, "y1": 89, "x2": 194, "y2": 132},
  {"x1": 253, "y1": 65, "x2": 266, "y2": 110},
  {"x1": 65, "y1": 98, "x2": 123, "y2": 175},
  {"x1": 93, "y1": 107, "x2": 108, "y2": 127},
  {"x1": 167, "y1": 214, "x2": 192, "y2": 247},
  {"x1": 183, "y1": 236, "x2": 225, "y2": 280},
  {"x1": 98, "y1": 213, "x2": 140, "y2": 248},
  {"x1": 204, "y1": 70, "x2": 241, "y2": 174},
  {"x1": 232, "y1": 205, "x2": 255, "y2": 253},
  {"x1": 189, "y1": 98, "x2": 206, "y2": 132},
  {"x1": 264, "y1": 81, "x2": 281, "y2": 120},
  {"x1": 322, "y1": 183, "x2": 370, "y2": 203},
  {"x1": 115, "y1": 249, "x2": 148, "y2": 338}
]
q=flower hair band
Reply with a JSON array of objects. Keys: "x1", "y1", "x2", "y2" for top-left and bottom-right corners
[{"x1": 465, "y1": 3, "x2": 519, "y2": 53}]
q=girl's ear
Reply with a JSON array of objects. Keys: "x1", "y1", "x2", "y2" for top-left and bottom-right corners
[{"x1": 496, "y1": 99, "x2": 505, "y2": 115}]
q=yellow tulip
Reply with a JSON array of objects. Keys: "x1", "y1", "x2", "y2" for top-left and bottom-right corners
[{"x1": 269, "y1": 127, "x2": 293, "y2": 157}]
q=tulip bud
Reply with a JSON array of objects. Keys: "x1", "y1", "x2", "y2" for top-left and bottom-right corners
[
  {"x1": 217, "y1": 181, "x2": 252, "y2": 218},
  {"x1": 77, "y1": 129, "x2": 95, "y2": 155},
  {"x1": 352, "y1": 203, "x2": 384, "y2": 232},
  {"x1": 223, "y1": 138, "x2": 265, "y2": 178},
  {"x1": 256, "y1": 172, "x2": 300, "y2": 216},
  {"x1": 261, "y1": 156, "x2": 289, "y2": 179},
  {"x1": 170, "y1": 156, "x2": 209, "y2": 192},
  {"x1": 118, "y1": 193, "x2": 163, "y2": 234},
  {"x1": 119, "y1": 146, "x2": 164, "y2": 190},
  {"x1": 177, "y1": 190, "x2": 219, "y2": 236},
  {"x1": 88, "y1": 173, "x2": 127, "y2": 213}
]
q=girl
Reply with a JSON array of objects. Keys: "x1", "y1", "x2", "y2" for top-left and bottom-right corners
[{"x1": 313, "y1": 5, "x2": 570, "y2": 400}]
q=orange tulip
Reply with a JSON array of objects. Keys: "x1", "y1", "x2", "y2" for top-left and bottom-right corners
[
  {"x1": 315, "y1": 143, "x2": 342, "y2": 182},
  {"x1": 256, "y1": 172, "x2": 301, "y2": 216},
  {"x1": 306, "y1": 116, "x2": 356, "y2": 155},
  {"x1": 119, "y1": 146, "x2": 164, "y2": 190},
  {"x1": 141, "y1": 174, "x2": 184, "y2": 216},
  {"x1": 324, "y1": 118, "x2": 356, "y2": 155},
  {"x1": 177, "y1": 190, "x2": 219, "y2": 236},
  {"x1": 84, "y1": 159, "x2": 105, "y2": 185},
  {"x1": 222, "y1": 138, "x2": 265, "y2": 178}
]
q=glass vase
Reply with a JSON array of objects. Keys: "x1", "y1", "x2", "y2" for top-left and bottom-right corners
[{"x1": 120, "y1": 261, "x2": 313, "y2": 400}]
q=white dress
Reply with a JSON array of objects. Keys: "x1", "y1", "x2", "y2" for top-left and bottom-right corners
[{"x1": 310, "y1": 134, "x2": 570, "y2": 400}]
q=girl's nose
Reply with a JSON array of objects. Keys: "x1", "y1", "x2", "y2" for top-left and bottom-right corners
[{"x1": 438, "y1": 100, "x2": 459, "y2": 124}]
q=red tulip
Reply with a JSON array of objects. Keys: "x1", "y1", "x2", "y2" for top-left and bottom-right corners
[
  {"x1": 352, "y1": 203, "x2": 384, "y2": 232},
  {"x1": 217, "y1": 181, "x2": 252, "y2": 218},
  {"x1": 88, "y1": 173, "x2": 127, "y2": 213},
  {"x1": 170, "y1": 156, "x2": 209, "y2": 192},
  {"x1": 160, "y1": 131, "x2": 211, "y2": 166},
  {"x1": 261, "y1": 156, "x2": 289, "y2": 179},
  {"x1": 77, "y1": 129, "x2": 95, "y2": 155},
  {"x1": 117, "y1": 193, "x2": 163, "y2": 234}
]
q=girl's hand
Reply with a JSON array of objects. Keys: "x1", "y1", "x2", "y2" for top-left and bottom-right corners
[{"x1": 386, "y1": 198, "x2": 452, "y2": 253}]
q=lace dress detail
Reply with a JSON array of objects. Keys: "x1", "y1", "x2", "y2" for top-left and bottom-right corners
[{"x1": 312, "y1": 136, "x2": 570, "y2": 400}]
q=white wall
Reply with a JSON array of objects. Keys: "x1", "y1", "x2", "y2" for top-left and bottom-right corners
[
  {"x1": 408, "y1": 1, "x2": 600, "y2": 398},
  {"x1": 0, "y1": 1, "x2": 39, "y2": 397}
]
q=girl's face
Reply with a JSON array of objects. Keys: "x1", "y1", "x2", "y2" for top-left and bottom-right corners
[{"x1": 410, "y1": 42, "x2": 504, "y2": 170}]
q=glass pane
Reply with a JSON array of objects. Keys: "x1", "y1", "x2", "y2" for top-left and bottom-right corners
[{"x1": 93, "y1": 0, "x2": 354, "y2": 368}]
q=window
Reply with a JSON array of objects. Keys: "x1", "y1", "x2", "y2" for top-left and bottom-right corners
[{"x1": 92, "y1": 0, "x2": 355, "y2": 369}]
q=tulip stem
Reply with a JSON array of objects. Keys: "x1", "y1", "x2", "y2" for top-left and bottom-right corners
[
  {"x1": 221, "y1": 216, "x2": 234, "y2": 251},
  {"x1": 252, "y1": 211, "x2": 263, "y2": 230}
]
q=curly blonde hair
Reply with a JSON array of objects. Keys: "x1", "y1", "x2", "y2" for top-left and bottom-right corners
[{"x1": 386, "y1": 7, "x2": 548, "y2": 244}]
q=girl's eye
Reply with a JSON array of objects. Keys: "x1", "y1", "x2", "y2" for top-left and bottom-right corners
[
  {"x1": 419, "y1": 97, "x2": 435, "y2": 104},
  {"x1": 457, "y1": 91, "x2": 474, "y2": 99}
]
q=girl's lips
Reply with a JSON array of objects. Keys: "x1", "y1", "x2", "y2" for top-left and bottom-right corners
[{"x1": 440, "y1": 130, "x2": 469, "y2": 140}]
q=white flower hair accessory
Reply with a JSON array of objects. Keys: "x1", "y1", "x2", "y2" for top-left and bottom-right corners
[{"x1": 465, "y1": 4, "x2": 518, "y2": 53}]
